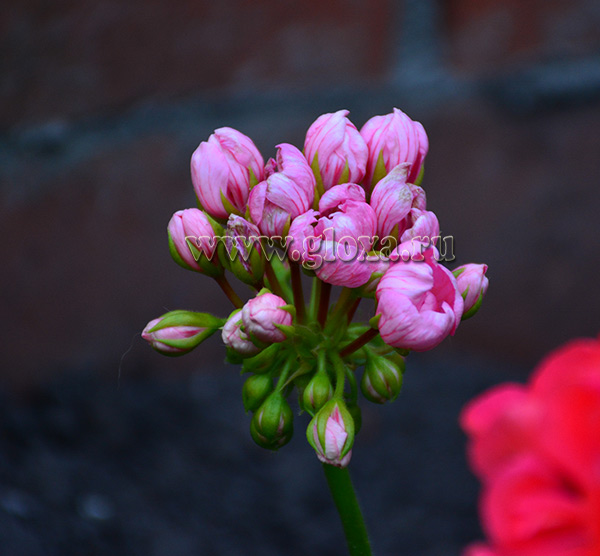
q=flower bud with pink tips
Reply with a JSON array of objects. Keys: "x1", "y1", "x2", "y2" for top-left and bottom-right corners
[
  {"x1": 360, "y1": 107, "x2": 429, "y2": 191},
  {"x1": 370, "y1": 163, "x2": 428, "y2": 240},
  {"x1": 191, "y1": 127, "x2": 264, "y2": 220},
  {"x1": 453, "y1": 263, "x2": 489, "y2": 319},
  {"x1": 375, "y1": 247, "x2": 464, "y2": 351},
  {"x1": 241, "y1": 291, "x2": 293, "y2": 344},
  {"x1": 168, "y1": 208, "x2": 224, "y2": 276},
  {"x1": 361, "y1": 352, "x2": 404, "y2": 404},
  {"x1": 142, "y1": 310, "x2": 224, "y2": 356},
  {"x1": 307, "y1": 399, "x2": 355, "y2": 468},
  {"x1": 222, "y1": 309, "x2": 261, "y2": 356},
  {"x1": 248, "y1": 144, "x2": 314, "y2": 236},
  {"x1": 304, "y1": 110, "x2": 368, "y2": 193},
  {"x1": 250, "y1": 392, "x2": 294, "y2": 450}
]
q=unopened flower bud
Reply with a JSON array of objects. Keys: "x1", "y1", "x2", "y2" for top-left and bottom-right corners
[
  {"x1": 360, "y1": 107, "x2": 428, "y2": 190},
  {"x1": 242, "y1": 374, "x2": 274, "y2": 412},
  {"x1": 453, "y1": 264, "x2": 489, "y2": 320},
  {"x1": 361, "y1": 353, "x2": 404, "y2": 404},
  {"x1": 167, "y1": 209, "x2": 224, "y2": 276},
  {"x1": 191, "y1": 127, "x2": 264, "y2": 220},
  {"x1": 222, "y1": 309, "x2": 260, "y2": 356},
  {"x1": 304, "y1": 110, "x2": 368, "y2": 192},
  {"x1": 302, "y1": 371, "x2": 334, "y2": 415},
  {"x1": 142, "y1": 310, "x2": 222, "y2": 356},
  {"x1": 241, "y1": 292, "x2": 292, "y2": 344},
  {"x1": 224, "y1": 215, "x2": 265, "y2": 286},
  {"x1": 307, "y1": 399, "x2": 354, "y2": 468},
  {"x1": 250, "y1": 392, "x2": 294, "y2": 450}
]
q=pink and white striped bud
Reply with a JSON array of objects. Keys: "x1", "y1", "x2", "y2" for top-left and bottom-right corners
[
  {"x1": 360, "y1": 108, "x2": 429, "y2": 190},
  {"x1": 453, "y1": 263, "x2": 489, "y2": 319},
  {"x1": 222, "y1": 309, "x2": 261, "y2": 356},
  {"x1": 370, "y1": 164, "x2": 428, "y2": 239},
  {"x1": 191, "y1": 127, "x2": 264, "y2": 220},
  {"x1": 142, "y1": 310, "x2": 223, "y2": 356},
  {"x1": 248, "y1": 145, "x2": 314, "y2": 236},
  {"x1": 304, "y1": 110, "x2": 368, "y2": 191},
  {"x1": 167, "y1": 208, "x2": 223, "y2": 276},
  {"x1": 376, "y1": 248, "x2": 464, "y2": 351},
  {"x1": 307, "y1": 399, "x2": 355, "y2": 468},
  {"x1": 241, "y1": 292, "x2": 292, "y2": 344}
]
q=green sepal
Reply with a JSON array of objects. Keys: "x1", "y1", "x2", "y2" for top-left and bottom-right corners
[
  {"x1": 220, "y1": 191, "x2": 243, "y2": 217},
  {"x1": 274, "y1": 324, "x2": 296, "y2": 339},
  {"x1": 310, "y1": 152, "x2": 325, "y2": 209},
  {"x1": 338, "y1": 161, "x2": 350, "y2": 185},
  {"x1": 280, "y1": 304, "x2": 297, "y2": 318},
  {"x1": 370, "y1": 150, "x2": 387, "y2": 191},
  {"x1": 226, "y1": 347, "x2": 245, "y2": 364},
  {"x1": 414, "y1": 163, "x2": 425, "y2": 187},
  {"x1": 453, "y1": 267, "x2": 467, "y2": 279},
  {"x1": 242, "y1": 374, "x2": 273, "y2": 413},
  {"x1": 369, "y1": 314, "x2": 381, "y2": 329},
  {"x1": 248, "y1": 166, "x2": 260, "y2": 189},
  {"x1": 148, "y1": 310, "x2": 224, "y2": 332},
  {"x1": 462, "y1": 290, "x2": 484, "y2": 320},
  {"x1": 242, "y1": 343, "x2": 282, "y2": 374},
  {"x1": 250, "y1": 392, "x2": 294, "y2": 450}
]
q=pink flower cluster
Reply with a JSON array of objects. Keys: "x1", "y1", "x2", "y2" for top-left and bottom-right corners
[
  {"x1": 166, "y1": 108, "x2": 488, "y2": 353},
  {"x1": 461, "y1": 336, "x2": 600, "y2": 556}
]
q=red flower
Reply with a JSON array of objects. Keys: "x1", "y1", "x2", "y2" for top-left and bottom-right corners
[{"x1": 461, "y1": 336, "x2": 600, "y2": 556}]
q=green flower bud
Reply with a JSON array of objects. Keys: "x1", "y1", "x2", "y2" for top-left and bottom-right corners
[
  {"x1": 361, "y1": 353, "x2": 404, "y2": 404},
  {"x1": 242, "y1": 375, "x2": 273, "y2": 413},
  {"x1": 142, "y1": 310, "x2": 223, "y2": 357},
  {"x1": 302, "y1": 370, "x2": 334, "y2": 416},
  {"x1": 250, "y1": 392, "x2": 293, "y2": 450},
  {"x1": 306, "y1": 399, "x2": 354, "y2": 467}
]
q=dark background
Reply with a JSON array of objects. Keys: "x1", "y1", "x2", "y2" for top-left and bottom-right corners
[{"x1": 1, "y1": 1, "x2": 600, "y2": 554}]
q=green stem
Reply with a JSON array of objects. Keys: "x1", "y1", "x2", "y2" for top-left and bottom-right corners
[
  {"x1": 322, "y1": 464, "x2": 372, "y2": 556},
  {"x1": 339, "y1": 328, "x2": 379, "y2": 359},
  {"x1": 264, "y1": 260, "x2": 287, "y2": 301},
  {"x1": 290, "y1": 262, "x2": 306, "y2": 324},
  {"x1": 215, "y1": 276, "x2": 243, "y2": 309},
  {"x1": 309, "y1": 277, "x2": 321, "y2": 322},
  {"x1": 326, "y1": 287, "x2": 358, "y2": 332},
  {"x1": 317, "y1": 281, "x2": 332, "y2": 328}
]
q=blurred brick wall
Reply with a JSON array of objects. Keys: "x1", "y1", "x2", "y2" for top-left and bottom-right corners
[
  {"x1": 2, "y1": 0, "x2": 600, "y2": 387},
  {"x1": 445, "y1": 0, "x2": 600, "y2": 72},
  {"x1": 1, "y1": 0, "x2": 390, "y2": 128}
]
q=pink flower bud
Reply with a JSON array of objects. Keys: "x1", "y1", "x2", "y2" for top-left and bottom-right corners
[
  {"x1": 275, "y1": 143, "x2": 316, "y2": 195},
  {"x1": 242, "y1": 292, "x2": 292, "y2": 343},
  {"x1": 191, "y1": 127, "x2": 264, "y2": 220},
  {"x1": 142, "y1": 310, "x2": 222, "y2": 356},
  {"x1": 315, "y1": 184, "x2": 377, "y2": 243},
  {"x1": 399, "y1": 208, "x2": 440, "y2": 246},
  {"x1": 167, "y1": 208, "x2": 223, "y2": 275},
  {"x1": 376, "y1": 248, "x2": 464, "y2": 351},
  {"x1": 360, "y1": 108, "x2": 429, "y2": 190},
  {"x1": 370, "y1": 163, "x2": 428, "y2": 239},
  {"x1": 304, "y1": 110, "x2": 368, "y2": 191},
  {"x1": 287, "y1": 209, "x2": 320, "y2": 265},
  {"x1": 248, "y1": 144, "x2": 314, "y2": 236},
  {"x1": 454, "y1": 263, "x2": 489, "y2": 319},
  {"x1": 222, "y1": 309, "x2": 260, "y2": 356},
  {"x1": 307, "y1": 400, "x2": 355, "y2": 468}
]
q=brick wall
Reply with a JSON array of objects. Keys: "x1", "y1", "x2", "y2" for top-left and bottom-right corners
[{"x1": 3, "y1": 0, "x2": 600, "y2": 387}]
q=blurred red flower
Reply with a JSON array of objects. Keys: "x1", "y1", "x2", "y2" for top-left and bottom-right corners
[{"x1": 461, "y1": 336, "x2": 600, "y2": 556}]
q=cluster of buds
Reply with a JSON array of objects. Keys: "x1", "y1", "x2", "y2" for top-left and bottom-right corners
[{"x1": 143, "y1": 108, "x2": 489, "y2": 467}]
